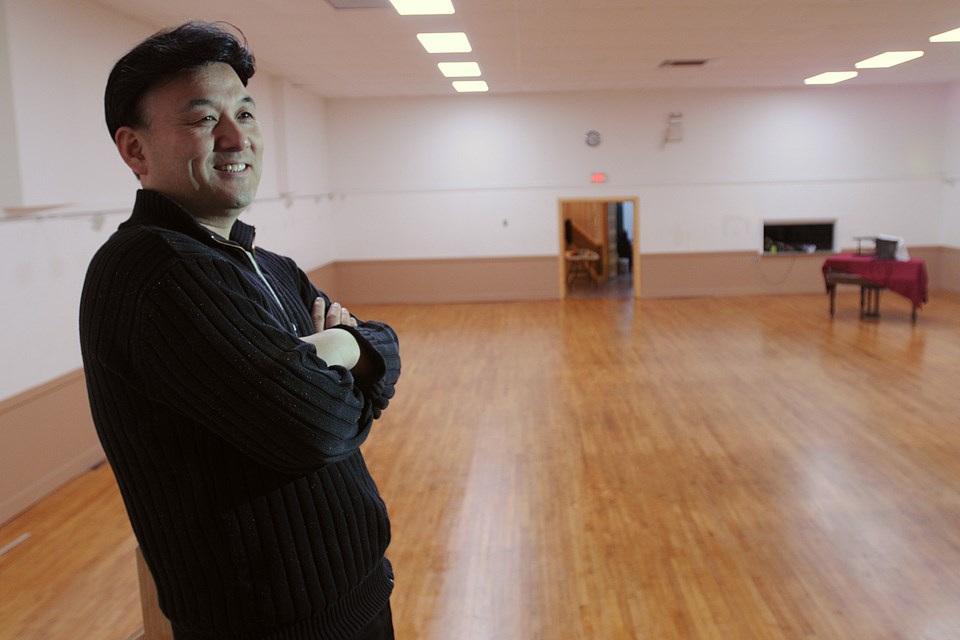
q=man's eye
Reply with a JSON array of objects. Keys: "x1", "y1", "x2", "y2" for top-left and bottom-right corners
[
  {"x1": 239, "y1": 111, "x2": 255, "y2": 120},
  {"x1": 197, "y1": 115, "x2": 217, "y2": 123}
]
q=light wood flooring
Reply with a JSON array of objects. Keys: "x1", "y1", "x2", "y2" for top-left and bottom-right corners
[
  {"x1": 566, "y1": 272, "x2": 634, "y2": 299},
  {"x1": 2, "y1": 291, "x2": 959, "y2": 639}
]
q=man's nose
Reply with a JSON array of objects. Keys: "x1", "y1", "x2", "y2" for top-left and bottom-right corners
[{"x1": 215, "y1": 118, "x2": 249, "y2": 151}]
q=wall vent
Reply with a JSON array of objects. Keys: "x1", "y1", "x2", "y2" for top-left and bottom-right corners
[{"x1": 659, "y1": 59, "x2": 712, "y2": 68}]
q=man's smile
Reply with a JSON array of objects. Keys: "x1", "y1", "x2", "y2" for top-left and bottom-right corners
[{"x1": 215, "y1": 163, "x2": 249, "y2": 173}]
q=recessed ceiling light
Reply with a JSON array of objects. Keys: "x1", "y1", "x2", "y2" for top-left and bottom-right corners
[
  {"x1": 417, "y1": 32, "x2": 472, "y2": 53},
  {"x1": 804, "y1": 71, "x2": 858, "y2": 85},
  {"x1": 855, "y1": 51, "x2": 924, "y2": 69},
  {"x1": 389, "y1": 0, "x2": 454, "y2": 15},
  {"x1": 438, "y1": 61, "x2": 481, "y2": 77},
  {"x1": 453, "y1": 80, "x2": 488, "y2": 93},
  {"x1": 930, "y1": 27, "x2": 960, "y2": 42}
]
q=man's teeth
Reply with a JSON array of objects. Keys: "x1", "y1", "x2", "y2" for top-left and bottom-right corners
[{"x1": 218, "y1": 163, "x2": 247, "y2": 172}]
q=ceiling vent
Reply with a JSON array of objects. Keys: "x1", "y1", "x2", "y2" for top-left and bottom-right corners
[
  {"x1": 325, "y1": 0, "x2": 391, "y2": 8},
  {"x1": 659, "y1": 59, "x2": 712, "y2": 68}
]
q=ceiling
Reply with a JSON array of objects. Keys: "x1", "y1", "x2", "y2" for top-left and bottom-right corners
[{"x1": 89, "y1": 0, "x2": 960, "y2": 98}]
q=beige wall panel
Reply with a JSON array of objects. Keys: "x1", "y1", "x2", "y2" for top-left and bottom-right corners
[
  {"x1": 329, "y1": 256, "x2": 559, "y2": 305},
  {"x1": 938, "y1": 247, "x2": 960, "y2": 293},
  {"x1": 641, "y1": 246, "x2": 945, "y2": 299},
  {"x1": 0, "y1": 371, "x2": 103, "y2": 525}
]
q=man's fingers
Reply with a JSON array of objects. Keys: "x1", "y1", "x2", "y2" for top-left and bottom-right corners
[
  {"x1": 311, "y1": 297, "x2": 326, "y2": 333},
  {"x1": 321, "y1": 301, "x2": 358, "y2": 328},
  {"x1": 325, "y1": 302, "x2": 341, "y2": 329}
]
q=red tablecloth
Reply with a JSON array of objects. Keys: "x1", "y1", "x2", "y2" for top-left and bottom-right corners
[{"x1": 822, "y1": 254, "x2": 928, "y2": 308}]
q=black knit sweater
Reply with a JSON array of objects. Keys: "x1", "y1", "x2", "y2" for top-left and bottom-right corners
[{"x1": 79, "y1": 190, "x2": 400, "y2": 639}]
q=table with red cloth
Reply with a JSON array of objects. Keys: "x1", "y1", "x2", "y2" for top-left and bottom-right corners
[{"x1": 822, "y1": 254, "x2": 928, "y2": 321}]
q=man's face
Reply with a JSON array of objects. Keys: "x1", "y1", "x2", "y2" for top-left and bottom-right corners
[{"x1": 125, "y1": 62, "x2": 263, "y2": 221}]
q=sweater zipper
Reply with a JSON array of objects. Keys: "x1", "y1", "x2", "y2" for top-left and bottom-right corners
[{"x1": 210, "y1": 235, "x2": 299, "y2": 337}]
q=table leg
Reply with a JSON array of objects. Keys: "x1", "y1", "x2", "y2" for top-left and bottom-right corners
[{"x1": 861, "y1": 286, "x2": 881, "y2": 319}]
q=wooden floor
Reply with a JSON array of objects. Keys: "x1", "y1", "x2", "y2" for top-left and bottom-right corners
[
  {"x1": 2, "y1": 291, "x2": 960, "y2": 639},
  {"x1": 567, "y1": 271, "x2": 635, "y2": 299}
]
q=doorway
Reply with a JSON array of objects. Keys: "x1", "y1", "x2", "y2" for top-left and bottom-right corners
[{"x1": 558, "y1": 197, "x2": 640, "y2": 299}]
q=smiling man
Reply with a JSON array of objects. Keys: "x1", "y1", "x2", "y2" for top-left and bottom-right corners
[
  {"x1": 80, "y1": 22, "x2": 400, "y2": 639},
  {"x1": 114, "y1": 61, "x2": 264, "y2": 236}
]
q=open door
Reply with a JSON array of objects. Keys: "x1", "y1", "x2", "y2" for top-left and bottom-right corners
[{"x1": 558, "y1": 197, "x2": 640, "y2": 299}]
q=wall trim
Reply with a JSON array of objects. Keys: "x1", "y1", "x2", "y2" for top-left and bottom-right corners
[
  {"x1": 305, "y1": 246, "x2": 954, "y2": 304},
  {"x1": 1, "y1": 369, "x2": 104, "y2": 525},
  {"x1": 0, "y1": 369, "x2": 84, "y2": 414},
  {"x1": 317, "y1": 255, "x2": 560, "y2": 305},
  {"x1": 639, "y1": 250, "x2": 824, "y2": 298},
  {"x1": 640, "y1": 245, "x2": 946, "y2": 299},
  {"x1": 938, "y1": 246, "x2": 960, "y2": 293}
]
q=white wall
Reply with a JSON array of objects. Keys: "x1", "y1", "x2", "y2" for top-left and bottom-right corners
[
  {"x1": 325, "y1": 86, "x2": 949, "y2": 258},
  {"x1": 244, "y1": 79, "x2": 339, "y2": 265},
  {"x1": 0, "y1": 1, "x2": 22, "y2": 206},
  {"x1": 3, "y1": 0, "x2": 149, "y2": 208},
  {"x1": 1, "y1": 0, "x2": 957, "y2": 402},
  {"x1": 0, "y1": 0, "x2": 336, "y2": 400},
  {"x1": 941, "y1": 83, "x2": 960, "y2": 249},
  {"x1": 0, "y1": 0, "x2": 140, "y2": 400},
  {"x1": 242, "y1": 74, "x2": 339, "y2": 267}
]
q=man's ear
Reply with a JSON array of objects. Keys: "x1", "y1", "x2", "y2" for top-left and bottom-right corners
[{"x1": 115, "y1": 126, "x2": 148, "y2": 177}]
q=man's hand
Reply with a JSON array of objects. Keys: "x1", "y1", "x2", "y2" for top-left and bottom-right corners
[
  {"x1": 302, "y1": 297, "x2": 361, "y2": 369},
  {"x1": 312, "y1": 298, "x2": 358, "y2": 331}
]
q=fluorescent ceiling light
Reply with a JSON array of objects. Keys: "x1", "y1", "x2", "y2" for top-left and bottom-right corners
[
  {"x1": 438, "y1": 61, "x2": 481, "y2": 77},
  {"x1": 855, "y1": 51, "x2": 924, "y2": 69},
  {"x1": 453, "y1": 80, "x2": 488, "y2": 93},
  {"x1": 389, "y1": 0, "x2": 454, "y2": 15},
  {"x1": 804, "y1": 71, "x2": 858, "y2": 85},
  {"x1": 417, "y1": 32, "x2": 472, "y2": 53},
  {"x1": 930, "y1": 27, "x2": 960, "y2": 42},
  {"x1": 326, "y1": 0, "x2": 392, "y2": 7}
]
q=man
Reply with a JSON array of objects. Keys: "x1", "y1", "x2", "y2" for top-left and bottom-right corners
[{"x1": 80, "y1": 22, "x2": 400, "y2": 639}]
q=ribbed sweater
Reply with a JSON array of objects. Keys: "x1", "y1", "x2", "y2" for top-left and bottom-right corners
[{"x1": 79, "y1": 190, "x2": 401, "y2": 639}]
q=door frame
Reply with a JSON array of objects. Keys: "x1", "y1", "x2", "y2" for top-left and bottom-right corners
[{"x1": 558, "y1": 197, "x2": 640, "y2": 299}]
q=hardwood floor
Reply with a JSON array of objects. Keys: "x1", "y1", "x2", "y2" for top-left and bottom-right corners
[
  {"x1": 2, "y1": 291, "x2": 959, "y2": 639},
  {"x1": 566, "y1": 272, "x2": 634, "y2": 299},
  {"x1": 0, "y1": 461, "x2": 141, "y2": 639}
]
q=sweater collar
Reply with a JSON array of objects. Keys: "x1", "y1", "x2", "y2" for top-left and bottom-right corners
[{"x1": 119, "y1": 189, "x2": 257, "y2": 251}]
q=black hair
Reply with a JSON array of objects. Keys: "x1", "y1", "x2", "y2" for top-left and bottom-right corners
[{"x1": 104, "y1": 21, "x2": 256, "y2": 140}]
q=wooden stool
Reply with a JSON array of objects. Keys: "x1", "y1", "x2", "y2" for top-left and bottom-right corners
[{"x1": 135, "y1": 547, "x2": 174, "y2": 640}]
